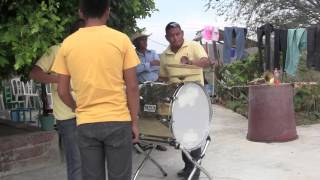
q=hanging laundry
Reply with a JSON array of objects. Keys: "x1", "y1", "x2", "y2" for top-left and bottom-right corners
[
  {"x1": 230, "y1": 47, "x2": 237, "y2": 61},
  {"x1": 202, "y1": 26, "x2": 220, "y2": 42},
  {"x1": 203, "y1": 43, "x2": 219, "y2": 63},
  {"x1": 257, "y1": 23, "x2": 274, "y2": 72},
  {"x1": 201, "y1": 26, "x2": 221, "y2": 63},
  {"x1": 307, "y1": 24, "x2": 320, "y2": 70},
  {"x1": 274, "y1": 29, "x2": 288, "y2": 71},
  {"x1": 212, "y1": 42, "x2": 219, "y2": 61},
  {"x1": 204, "y1": 42, "x2": 224, "y2": 64},
  {"x1": 216, "y1": 43, "x2": 224, "y2": 63},
  {"x1": 285, "y1": 28, "x2": 307, "y2": 76},
  {"x1": 223, "y1": 27, "x2": 246, "y2": 64}
]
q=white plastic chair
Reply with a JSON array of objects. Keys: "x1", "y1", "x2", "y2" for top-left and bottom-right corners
[
  {"x1": 0, "y1": 94, "x2": 5, "y2": 110},
  {"x1": 24, "y1": 80, "x2": 40, "y2": 108},
  {"x1": 10, "y1": 78, "x2": 27, "y2": 107},
  {"x1": 45, "y1": 83, "x2": 53, "y2": 109},
  {"x1": 10, "y1": 78, "x2": 40, "y2": 108}
]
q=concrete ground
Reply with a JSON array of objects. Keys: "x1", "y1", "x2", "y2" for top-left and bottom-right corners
[{"x1": 3, "y1": 104, "x2": 320, "y2": 180}]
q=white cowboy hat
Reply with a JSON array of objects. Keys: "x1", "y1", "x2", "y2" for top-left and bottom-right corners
[{"x1": 131, "y1": 31, "x2": 151, "y2": 41}]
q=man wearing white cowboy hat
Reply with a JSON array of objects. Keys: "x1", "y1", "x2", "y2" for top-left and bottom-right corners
[
  {"x1": 131, "y1": 31, "x2": 160, "y2": 83},
  {"x1": 131, "y1": 31, "x2": 168, "y2": 152}
]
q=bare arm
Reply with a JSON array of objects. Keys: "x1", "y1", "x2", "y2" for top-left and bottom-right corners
[
  {"x1": 192, "y1": 57, "x2": 211, "y2": 68},
  {"x1": 158, "y1": 76, "x2": 169, "y2": 82},
  {"x1": 57, "y1": 74, "x2": 76, "y2": 111},
  {"x1": 124, "y1": 66, "x2": 140, "y2": 143},
  {"x1": 29, "y1": 66, "x2": 58, "y2": 83},
  {"x1": 181, "y1": 56, "x2": 211, "y2": 68},
  {"x1": 150, "y1": 60, "x2": 160, "y2": 66}
]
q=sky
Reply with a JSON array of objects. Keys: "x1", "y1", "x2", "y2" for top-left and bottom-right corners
[{"x1": 136, "y1": 0, "x2": 236, "y2": 53}]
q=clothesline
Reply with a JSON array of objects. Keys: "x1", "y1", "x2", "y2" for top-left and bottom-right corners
[
  {"x1": 198, "y1": 24, "x2": 320, "y2": 76},
  {"x1": 257, "y1": 23, "x2": 320, "y2": 75},
  {"x1": 216, "y1": 79, "x2": 318, "y2": 90}
]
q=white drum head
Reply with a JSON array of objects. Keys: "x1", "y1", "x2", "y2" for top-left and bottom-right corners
[{"x1": 170, "y1": 83, "x2": 212, "y2": 151}]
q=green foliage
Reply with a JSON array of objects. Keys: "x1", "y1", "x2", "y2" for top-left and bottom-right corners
[
  {"x1": 216, "y1": 54, "x2": 262, "y2": 87},
  {"x1": 0, "y1": 0, "x2": 156, "y2": 79},
  {"x1": 215, "y1": 55, "x2": 261, "y2": 117},
  {"x1": 225, "y1": 95, "x2": 248, "y2": 116},
  {"x1": 283, "y1": 53, "x2": 320, "y2": 123},
  {"x1": 294, "y1": 85, "x2": 320, "y2": 122},
  {"x1": 215, "y1": 54, "x2": 320, "y2": 124},
  {"x1": 206, "y1": 0, "x2": 320, "y2": 31},
  {"x1": 108, "y1": 0, "x2": 156, "y2": 34},
  {"x1": 294, "y1": 88, "x2": 312, "y2": 112},
  {"x1": 0, "y1": 0, "x2": 67, "y2": 77}
]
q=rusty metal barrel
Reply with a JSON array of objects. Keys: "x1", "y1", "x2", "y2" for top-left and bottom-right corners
[{"x1": 247, "y1": 83, "x2": 298, "y2": 142}]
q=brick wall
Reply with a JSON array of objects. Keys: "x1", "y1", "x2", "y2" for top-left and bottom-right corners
[{"x1": 0, "y1": 131, "x2": 60, "y2": 177}]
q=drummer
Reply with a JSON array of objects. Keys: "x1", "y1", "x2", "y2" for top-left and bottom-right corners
[
  {"x1": 131, "y1": 31, "x2": 167, "y2": 152},
  {"x1": 159, "y1": 22, "x2": 211, "y2": 180}
]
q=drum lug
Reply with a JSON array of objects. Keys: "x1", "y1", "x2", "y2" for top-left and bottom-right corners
[
  {"x1": 160, "y1": 118, "x2": 167, "y2": 123},
  {"x1": 160, "y1": 97, "x2": 171, "y2": 103}
]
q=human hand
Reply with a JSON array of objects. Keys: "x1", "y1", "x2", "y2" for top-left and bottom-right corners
[
  {"x1": 150, "y1": 60, "x2": 160, "y2": 66},
  {"x1": 132, "y1": 122, "x2": 139, "y2": 143},
  {"x1": 180, "y1": 56, "x2": 192, "y2": 65}
]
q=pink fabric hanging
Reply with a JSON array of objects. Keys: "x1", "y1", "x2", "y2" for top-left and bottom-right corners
[{"x1": 202, "y1": 26, "x2": 219, "y2": 41}]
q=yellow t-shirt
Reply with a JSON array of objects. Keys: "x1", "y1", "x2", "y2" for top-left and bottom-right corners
[
  {"x1": 52, "y1": 26, "x2": 140, "y2": 125},
  {"x1": 160, "y1": 41, "x2": 208, "y2": 85},
  {"x1": 36, "y1": 45, "x2": 76, "y2": 120}
]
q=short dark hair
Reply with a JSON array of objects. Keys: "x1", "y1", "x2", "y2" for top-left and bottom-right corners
[
  {"x1": 69, "y1": 19, "x2": 85, "y2": 35},
  {"x1": 165, "y1": 22, "x2": 181, "y2": 33},
  {"x1": 64, "y1": 19, "x2": 85, "y2": 38},
  {"x1": 79, "y1": 0, "x2": 110, "y2": 18}
]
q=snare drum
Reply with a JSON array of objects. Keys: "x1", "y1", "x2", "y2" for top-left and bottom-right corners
[{"x1": 139, "y1": 82, "x2": 212, "y2": 151}]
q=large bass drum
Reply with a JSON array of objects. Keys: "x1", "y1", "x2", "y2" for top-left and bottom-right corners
[{"x1": 139, "y1": 82, "x2": 212, "y2": 151}]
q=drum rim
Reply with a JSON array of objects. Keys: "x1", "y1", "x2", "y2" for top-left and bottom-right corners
[{"x1": 169, "y1": 82, "x2": 213, "y2": 150}]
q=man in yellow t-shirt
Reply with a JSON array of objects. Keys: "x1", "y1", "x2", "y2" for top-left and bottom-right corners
[
  {"x1": 29, "y1": 19, "x2": 84, "y2": 180},
  {"x1": 51, "y1": 1, "x2": 140, "y2": 180},
  {"x1": 160, "y1": 22, "x2": 210, "y2": 180}
]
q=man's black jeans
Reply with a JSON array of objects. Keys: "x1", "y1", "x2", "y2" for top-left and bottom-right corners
[
  {"x1": 274, "y1": 29, "x2": 288, "y2": 71},
  {"x1": 77, "y1": 121, "x2": 132, "y2": 180},
  {"x1": 257, "y1": 23, "x2": 274, "y2": 71},
  {"x1": 56, "y1": 118, "x2": 82, "y2": 180},
  {"x1": 307, "y1": 24, "x2": 320, "y2": 70},
  {"x1": 181, "y1": 147, "x2": 201, "y2": 175}
]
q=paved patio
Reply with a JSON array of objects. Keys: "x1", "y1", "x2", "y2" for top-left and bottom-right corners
[{"x1": 2, "y1": 104, "x2": 320, "y2": 180}]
